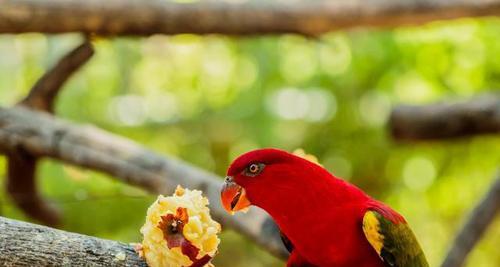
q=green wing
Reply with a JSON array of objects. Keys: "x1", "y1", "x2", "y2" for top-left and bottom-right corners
[{"x1": 362, "y1": 210, "x2": 429, "y2": 267}]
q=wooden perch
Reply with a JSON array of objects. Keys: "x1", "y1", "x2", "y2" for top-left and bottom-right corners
[
  {"x1": 1, "y1": 0, "x2": 500, "y2": 36},
  {"x1": 441, "y1": 172, "x2": 500, "y2": 267},
  {"x1": 389, "y1": 94, "x2": 500, "y2": 140},
  {"x1": 0, "y1": 216, "x2": 147, "y2": 266},
  {"x1": 0, "y1": 106, "x2": 288, "y2": 259},
  {"x1": 4, "y1": 40, "x2": 95, "y2": 227}
]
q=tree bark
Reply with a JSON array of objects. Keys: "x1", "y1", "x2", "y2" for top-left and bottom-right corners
[
  {"x1": 0, "y1": 106, "x2": 288, "y2": 260},
  {"x1": 0, "y1": 216, "x2": 147, "y2": 266},
  {"x1": 389, "y1": 94, "x2": 500, "y2": 140},
  {"x1": 1, "y1": 0, "x2": 500, "y2": 36}
]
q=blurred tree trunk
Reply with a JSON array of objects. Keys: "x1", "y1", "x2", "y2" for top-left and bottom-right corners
[
  {"x1": 0, "y1": 0, "x2": 500, "y2": 36},
  {"x1": 390, "y1": 94, "x2": 500, "y2": 140}
]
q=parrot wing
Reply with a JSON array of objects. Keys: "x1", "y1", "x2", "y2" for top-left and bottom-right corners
[{"x1": 362, "y1": 210, "x2": 429, "y2": 267}]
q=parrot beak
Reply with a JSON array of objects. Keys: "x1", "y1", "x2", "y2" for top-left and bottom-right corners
[{"x1": 221, "y1": 176, "x2": 251, "y2": 214}]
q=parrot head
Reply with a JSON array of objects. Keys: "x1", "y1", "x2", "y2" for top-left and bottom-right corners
[{"x1": 221, "y1": 148, "x2": 325, "y2": 214}]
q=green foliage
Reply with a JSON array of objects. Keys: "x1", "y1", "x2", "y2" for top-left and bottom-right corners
[{"x1": 0, "y1": 18, "x2": 499, "y2": 267}]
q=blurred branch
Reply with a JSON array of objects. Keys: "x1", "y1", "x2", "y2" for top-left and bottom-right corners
[
  {"x1": 441, "y1": 172, "x2": 500, "y2": 267},
  {"x1": 0, "y1": 216, "x2": 147, "y2": 266},
  {"x1": 1, "y1": 0, "x2": 500, "y2": 36},
  {"x1": 6, "y1": 150, "x2": 60, "y2": 226},
  {"x1": 3, "y1": 40, "x2": 95, "y2": 227},
  {"x1": 0, "y1": 106, "x2": 288, "y2": 259},
  {"x1": 20, "y1": 40, "x2": 94, "y2": 113},
  {"x1": 389, "y1": 94, "x2": 500, "y2": 140},
  {"x1": 0, "y1": 36, "x2": 286, "y2": 258}
]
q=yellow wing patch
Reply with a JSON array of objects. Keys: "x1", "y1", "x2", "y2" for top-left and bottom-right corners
[
  {"x1": 293, "y1": 149, "x2": 322, "y2": 166},
  {"x1": 363, "y1": 211, "x2": 384, "y2": 255}
]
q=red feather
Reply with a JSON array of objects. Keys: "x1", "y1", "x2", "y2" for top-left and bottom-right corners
[{"x1": 227, "y1": 148, "x2": 406, "y2": 267}]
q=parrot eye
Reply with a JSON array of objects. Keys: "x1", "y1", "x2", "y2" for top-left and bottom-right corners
[{"x1": 244, "y1": 163, "x2": 264, "y2": 177}]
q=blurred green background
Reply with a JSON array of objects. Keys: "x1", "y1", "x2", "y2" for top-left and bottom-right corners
[{"x1": 0, "y1": 17, "x2": 499, "y2": 267}]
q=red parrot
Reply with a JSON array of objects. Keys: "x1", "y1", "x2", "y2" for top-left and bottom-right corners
[{"x1": 221, "y1": 148, "x2": 428, "y2": 267}]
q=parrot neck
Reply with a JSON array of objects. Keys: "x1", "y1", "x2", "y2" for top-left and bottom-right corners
[{"x1": 256, "y1": 171, "x2": 370, "y2": 229}]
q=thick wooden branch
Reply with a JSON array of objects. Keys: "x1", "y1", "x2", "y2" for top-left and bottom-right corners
[
  {"x1": 1, "y1": 0, "x2": 500, "y2": 36},
  {"x1": 20, "y1": 40, "x2": 94, "y2": 113},
  {"x1": 0, "y1": 216, "x2": 147, "y2": 266},
  {"x1": 0, "y1": 106, "x2": 288, "y2": 259},
  {"x1": 389, "y1": 94, "x2": 500, "y2": 140},
  {"x1": 441, "y1": 172, "x2": 500, "y2": 267}
]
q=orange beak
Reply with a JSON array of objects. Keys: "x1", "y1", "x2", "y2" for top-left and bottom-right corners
[{"x1": 221, "y1": 176, "x2": 251, "y2": 214}]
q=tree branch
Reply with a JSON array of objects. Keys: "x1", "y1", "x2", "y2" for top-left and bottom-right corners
[
  {"x1": 0, "y1": 106, "x2": 288, "y2": 259},
  {"x1": 4, "y1": 40, "x2": 95, "y2": 227},
  {"x1": 6, "y1": 149, "x2": 60, "y2": 226},
  {"x1": 389, "y1": 94, "x2": 500, "y2": 140},
  {"x1": 0, "y1": 216, "x2": 147, "y2": 266},
  {"x1": 20, "y1": 40, "x2": 94, "y2": 113},
  {"x1": 441, "y1": 172, "x2": 500, "y2": 267},
  {"x1": 1, "y1": 0, "x2": 500, "y2": 36}
]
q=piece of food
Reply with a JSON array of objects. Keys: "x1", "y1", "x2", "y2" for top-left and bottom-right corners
[
  {"x1": 221, "y1": 148, "x2": 428, "y2": 267},
  {"x1": 140, "y1": 186, "x2": 221, "y2": 267}
]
